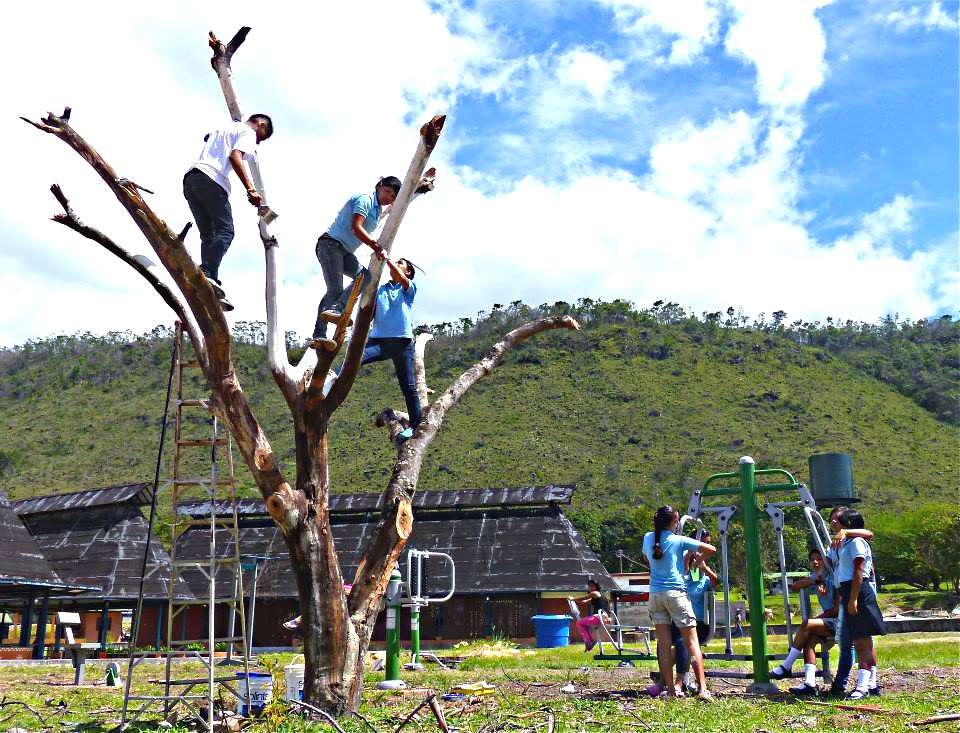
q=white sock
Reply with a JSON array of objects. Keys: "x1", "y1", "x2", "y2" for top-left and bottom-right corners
[
  {"x1": 782, "y1": 647, "x2": 802, "y2": 670},
  {"x1": 682, "y1": 671, "x2": 693, "y2": 688},
  {"x1": 869, "y1": 665, "x2": 878, "y2": 689},
  {"x1": 803, "y1": 663, "x2": 817, "y2": 687},
  {"x1": 855, "y1": 668, "x2": 871, "y2": 692}
]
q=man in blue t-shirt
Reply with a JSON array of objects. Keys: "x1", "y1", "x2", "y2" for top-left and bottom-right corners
[{"x1": 312, "y1": 177, "x2": 402, "y2": 346}]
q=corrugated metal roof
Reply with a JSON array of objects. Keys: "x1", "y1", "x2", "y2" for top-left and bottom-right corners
[
  {"x1": 14, "y1": 482, "x2": 153, "y2": 515},
  {"x1": 18, "y1": 500, "x2": 189, "y2": 602},
  {"x1": 175, "y1": 501, "x2": 612, "y2": 599},
  {"x1": 178, "y1": 485, "x2": 576, "y2": 518},
  {"x1": 0, "y1": 493, "x2": 65, "y2": 586}
]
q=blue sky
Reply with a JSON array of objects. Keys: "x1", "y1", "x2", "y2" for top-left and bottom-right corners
[{"x1": 0, "y1": 0, "x2": 956, "y2": 346}]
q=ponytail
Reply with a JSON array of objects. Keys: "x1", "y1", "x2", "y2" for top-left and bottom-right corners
[{"x1": 652, "y1": 505, "x2": 677, "y2": 560}]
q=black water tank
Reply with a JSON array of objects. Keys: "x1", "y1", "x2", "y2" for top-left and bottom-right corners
[{"x1": 808, "y1": 452, "x2": 859, "y2": 506}]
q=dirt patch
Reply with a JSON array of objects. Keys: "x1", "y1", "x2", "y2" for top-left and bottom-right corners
[{"x1": 494, "y1": 665, "x2": 959, "y2": 700}]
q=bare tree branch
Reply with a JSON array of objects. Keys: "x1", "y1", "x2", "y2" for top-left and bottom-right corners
[
  {"x1": 48, "y1": 184, "x2": 206, "y2": 366},
  {"x1": 413, "y1": 332, "x2": 434, "y2": 407},
  {"x1": 349, "y1": 315, "x2": 581, "y2": 630},
  {"x1": 206, "y1": 29, "x2": 296, "y2": 401}
]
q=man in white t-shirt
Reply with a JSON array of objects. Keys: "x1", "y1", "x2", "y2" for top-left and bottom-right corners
[{"x1": 183, "y1": 114, "x2": 273, "y2": 310}]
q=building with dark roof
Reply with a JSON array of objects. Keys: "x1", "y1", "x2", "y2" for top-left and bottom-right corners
[
  {"x1": 0, "y1": 492, "x2": 99, "y2": 657},
  {"x1": 174, "y1": 485, "x2": 612, "y2": 644},
  {"x1": 14, "y1": 482, "x2": 179, "y2": 604},
  {"x1": 5, "y1": 484, "x2": 183, "y2": 656}
]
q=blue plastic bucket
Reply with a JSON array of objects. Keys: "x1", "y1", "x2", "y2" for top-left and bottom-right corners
[{"x1": 531, "y1": 614, "x2": 572, "y2": 648}]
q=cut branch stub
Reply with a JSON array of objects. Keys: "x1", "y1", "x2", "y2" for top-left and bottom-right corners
[
  {"x1": 420, "y1": 116, "x2": 446, "y2": 152},
  {"x1": 208, "y1": 27, "x2": 250, "y2": 66}
]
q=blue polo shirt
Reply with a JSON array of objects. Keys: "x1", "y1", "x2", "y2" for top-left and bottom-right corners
[
  {"x1": 326, "y1": 190, "x2": 382, "y2": 253},
  {"x1": 370, "y1": 280, "x2": 417, "y2": 339},
  {"x1": 642, "y1": 531, "x2": 700, "y2": 593},
  {"x1": 685, "y1": 573, "x2": 712, "y2": 621},
  {"x1": 836, "y1": 537, "x2": 873, "y2": 583},
  {"x1": 810, "y1": 573, "x2": 834, "y2": 612}
]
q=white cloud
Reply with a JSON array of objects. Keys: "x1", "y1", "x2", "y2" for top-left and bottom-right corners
[
  {"x1": 647, "y1": 111, "x2": 757, "y2": 199},
  {"x1": 724, "y1": 0, "x2": 831, "y2": 111},
  {"x1": 882, "y1": 1, "x2": 959, "y2": 32},
  {"x1": 860, "y1": 195, "x2": 914, "y2": 243},
  {"x1": 603, "y1": 0, "x2": 723, "y2": 65},
  {"x1": 560, "y1": 50, "x2": 626, "y2": 98}
]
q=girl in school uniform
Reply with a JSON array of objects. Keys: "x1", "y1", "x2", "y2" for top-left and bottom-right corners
[
  {"x1": 642, "y1": 505, "x2": 717, "y2": 700},
  {"x1": 834, "y1": 508, "x2": 885, "y2": 699}
]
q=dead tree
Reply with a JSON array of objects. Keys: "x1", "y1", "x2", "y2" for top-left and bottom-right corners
[{"x1": 22, "y1": 29, "x2": 579, "y2": 716}]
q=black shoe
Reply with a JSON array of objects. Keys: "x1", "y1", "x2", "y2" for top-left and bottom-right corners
[
  {"x1": 868, "y1": 686, "x2": 881, "y2": 697},
  {"x1": 769, "y1": 666, "x2": 789, "y2": 680},
  {"x1": 202, "y1": 273, "x2": 225, "y2": 299},
  {"x1": 824, "y1": 685, "x2": 846, "y2": 699},
  {"x1": 789, "y1": 684, "x2": 819, "y2": 697}
]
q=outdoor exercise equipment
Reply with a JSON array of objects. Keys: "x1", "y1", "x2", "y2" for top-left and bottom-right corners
[
  {"x1": 567, "y1": 597, "x2": 653, "y2": 662},
  {"x1": 378, "y1": 549, "x2": 455, "y2": 689},
  {"x1": 590, "y1": 456, "x2": 839, "y2": 691},
  {"x1": 686, "y1": 456, "x2": 834, "y2": 692}
]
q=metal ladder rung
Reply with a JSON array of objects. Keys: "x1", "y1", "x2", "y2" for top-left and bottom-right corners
[
  {"x1": 177, "y1": 438, "x2": 230, "y2": 447},
  {"x1": 173, "y1": 518, "x2": 243, "y2": 528},
  {"x1": 168, "y1": 636, "x2": 248, "y2": 646},
  {"x1": 172, "y1": 478, "x2": 234, "y2": 487},
  {"x1": 178, "y1": 398, "x2": 209, "y2": 408},
  {"x1": 166, "y1": 598, "x2": 243, "y2": 608}
]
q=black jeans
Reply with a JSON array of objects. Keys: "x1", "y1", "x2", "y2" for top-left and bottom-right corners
[
  {"x1": 361, "y1": 337, "x2": 422, "y2": 427},
  {"x1": 183, "y1": 169, "x2": 234, "y2": 283}
]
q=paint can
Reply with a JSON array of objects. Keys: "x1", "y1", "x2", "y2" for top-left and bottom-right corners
[
  {"x1": 237, "y1": 671, "x2": 273, "y2": 716},
  {"x1": 284, "y1": 654, "x2": 305, "y2": 702}
]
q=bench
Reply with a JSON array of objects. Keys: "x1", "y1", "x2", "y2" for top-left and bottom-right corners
[{"x1": 57, "y1": 612, "x2": 100, "y2": 685}]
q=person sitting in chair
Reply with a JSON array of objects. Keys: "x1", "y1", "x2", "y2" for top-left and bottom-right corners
[{"x1": 571, "y1": 579, "x2": 609, "y2": 651}]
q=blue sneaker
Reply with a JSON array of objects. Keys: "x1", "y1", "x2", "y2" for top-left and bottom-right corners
[{"x1": 396, "y1": 427, "x2": 414, "y2": 442}]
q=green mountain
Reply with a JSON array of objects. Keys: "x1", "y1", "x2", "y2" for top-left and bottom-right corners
[{"x1": 0, "y1": 301, "x2": 956, "y2": 573}]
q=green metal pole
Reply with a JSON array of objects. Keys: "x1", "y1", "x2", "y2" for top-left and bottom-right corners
[
  {"x1": 410, "y1": 604, "x2": 421, "y2": 666},
  {"x1": 739, "y1": 456, "x2": 769, "y2": 685},
  {"x1": 385, "y1": 568, "x2": 402, "y2": 682}
]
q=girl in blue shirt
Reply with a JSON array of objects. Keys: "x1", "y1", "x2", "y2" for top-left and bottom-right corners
[
  {"x1": 642, "y1": 505, "x2": 716, "y2": 700},
  {"x1": 834, "y1": 509, "x2": 885, "y2": 699}
]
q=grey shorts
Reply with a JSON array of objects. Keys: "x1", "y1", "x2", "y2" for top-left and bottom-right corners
[{"x1": 649, "y1": 590, "x2": 697, "y2": 627}]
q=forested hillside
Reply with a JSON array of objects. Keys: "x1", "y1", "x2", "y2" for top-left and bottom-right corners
[{"x1": 0, "y1": 300, "x2": 956, "y2": 587}]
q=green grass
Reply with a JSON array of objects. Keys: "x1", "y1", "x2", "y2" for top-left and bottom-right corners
[{"x1": 0, "y1": 634, "x2": 956, "y2": 732}]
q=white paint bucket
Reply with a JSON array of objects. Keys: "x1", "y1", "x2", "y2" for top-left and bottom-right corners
[
  {"x1": 284, "y1": 654, "x2": 305, "y2": 702},
  {"x1": 237, "y1": 671, "x2": 273, "y2": 716}
]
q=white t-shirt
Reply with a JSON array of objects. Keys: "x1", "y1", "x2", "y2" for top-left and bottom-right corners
[{"x1": 187, "y1": 121, "x2": 256, "y2": 194}]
